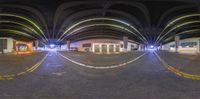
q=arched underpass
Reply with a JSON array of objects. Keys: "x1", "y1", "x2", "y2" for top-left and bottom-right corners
[{"x1": 0, "y1": 0, "x2": 200, "y2": 99}]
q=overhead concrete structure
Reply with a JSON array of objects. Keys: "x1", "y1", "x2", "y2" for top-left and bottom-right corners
[
  {"x1": 175, "y1": 36, "x2": 180, "y2": 52},
  {"x1": 0, "y1": 0, "x2": 199, "y2": 49}
]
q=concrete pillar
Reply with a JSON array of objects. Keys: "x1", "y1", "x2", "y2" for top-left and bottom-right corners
[
  {"x1": 123, "y1": 36, "x2": 128, "y2": 52},
  {"x1": 0, "y1": 40, "x2": 3, "y2": 54},
  {"x1": 175, "y1": 35, "x2": 180, "y2": 52},
  {"x1": 107, "y1": 45, "x2": 109, "y2": 54},
  {"x1": 138, "y1": 44, "x2": 141, "y2": 51},
  {"x1": 92, "y1": 44, "x2": 95, "y2": 53},
  {"x1": 35, "y1": 40, "x2": 39, "y2": 50},
  {"x1": 197, "y1": 39, "x2": 200, "y2": 53},
  {"x1": 67, "y1": 40, "x2": 70, "y2": 50},
  {"x1": 100, "y1": 44, "x2": 102, "y2": 53},
  {"x1": 138, "y1": 44, "x2": 144, "y2": 51},
  {"x1": 160, "y1": 44, "x2": 162, "y2": 50}
]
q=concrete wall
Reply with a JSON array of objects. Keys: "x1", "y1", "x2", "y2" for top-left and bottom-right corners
[
  {"x1": 162, "y1": 37, "x2": 200, "y2": 54},
  {"x1": 0, "y1": 37, "x2": 14, "y2": 53},
  {"x1": 69, "y1": 38, "x2": 138, "y2": 53}
]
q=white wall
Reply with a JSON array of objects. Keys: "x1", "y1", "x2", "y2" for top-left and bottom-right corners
[
  {"x1": 0, "y1": 37, "x2": 14, "y2": 53},
  {"x1": 162, "y1": 37, "x2": 200, "y2": 54},
  {"x1": 127, "y1": 42, "x2": 138, "y2": 51},
  {"x1": 69, "y1": 38, "x2": 139, "y2": 52}
]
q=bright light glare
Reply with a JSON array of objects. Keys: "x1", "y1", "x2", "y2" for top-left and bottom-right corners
[
  {"x1": 147, "y1": 45, "x2": 156, "y2": 51},
  {"x1": 150, "y1": 45, "x2": 154, "y2": 48},
  {"x1": 50, "y1": 44, "x2": 55, "y2": 48}
]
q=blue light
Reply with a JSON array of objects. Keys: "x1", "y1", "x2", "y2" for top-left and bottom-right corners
[
  {"x1": 150, "y1": 45, "x2": 154, "y2": 49},
  {"x1": 50, "y1": 44, "x2": 55, "y2": 48}
]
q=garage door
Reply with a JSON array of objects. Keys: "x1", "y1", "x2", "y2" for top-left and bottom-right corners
[
  {"x1": 102, "y1": 45, "x2": 107, "y2": 53},
  {"x1": 94, "y1": 45, "x2": 100, "y2": 53}
]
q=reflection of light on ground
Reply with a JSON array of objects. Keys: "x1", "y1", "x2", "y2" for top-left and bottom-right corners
[
  {"x1": 147, "y1": 45, "x2": 156, "y2": 51},
  {"x1": 50, "y1": 44, "x2": 55, "y2": 48},
  {"x1": 15, "y1": 51, "x2": 32, "y2": 55},
  {"x1": 47, "y1": 48, "x2": 57, "y2": 52}
]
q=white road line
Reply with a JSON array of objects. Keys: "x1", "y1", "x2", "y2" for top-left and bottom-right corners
[{"x1": 58, "y1": 52, "x2": 147, "y2": 69}]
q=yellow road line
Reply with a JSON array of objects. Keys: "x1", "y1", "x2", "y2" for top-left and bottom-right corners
[
  {"x1": 0, "y1": 53, "x2": 48, "y2": 80},
  {"x1": 154, "y1": 52, "x2": 200, "y2": 80},
  {"x1": 58, "y1": 52, "x2": 146, "y2": 69}
]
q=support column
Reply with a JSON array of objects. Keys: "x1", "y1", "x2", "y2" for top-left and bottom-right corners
[
  {"x1": 67, "y1": 40, "x2": 70, "y2": 51},
  {"x1": 0, "y1": 40, "x2": 3, "y2": 54},
  {"x1": 100, "y1": 44, "x2": 102, "y2": 53},
  {"x1": 34, "y1": 40, "x2": 39, "y2": 50},
  {"x1": 138, "y1": 44, "x2": 144, "y2": 51},
  {"x1": 60, "y1": 45, "x2": 62, "y2": 50},
  {"x1": 160, "y1": 44, "x2": 162, "y2": 50},
  {"x1": 113, "y1": 44, "x2": 116, "y2": 52},
  {"x1": 197, "y1": 39, "x2": 200, "y2": 53},
  {"x1": 175, "y1": 35, "x2": 180, "y2": 52},
  {"x1": 123, "y1": 36, "x2": 128, "y2": 52}
]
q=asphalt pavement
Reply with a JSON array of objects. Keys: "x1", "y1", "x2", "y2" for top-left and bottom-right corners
[{"x1": 0, "y1": 51, "x2": 200, "y2": 99}]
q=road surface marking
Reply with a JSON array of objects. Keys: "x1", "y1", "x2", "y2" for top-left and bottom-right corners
[
  {"x1": 58, "y1": 52, "x2": 146, "y2": 69},
  {"x1": 154, "y1": 52, "x2": 200, "y2": 80},
  {"x1": 0, "y1": 53, "x2": 48, "y2": 80}
]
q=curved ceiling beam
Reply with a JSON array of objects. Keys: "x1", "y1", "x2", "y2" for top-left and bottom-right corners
[
  {"x1": 0, "y1": 4, "x2": 49, "y2": 37},
  {"x1": 157, "y1": 5, "x2": 197, "y2": 27},
  {"x1": 71, "y1": 35, "x2": 124, "y2": 42},
  {"x1": 157, "y1": 20, "x2": 200, "y2": 43},
  {"x1": 0, "y1": 20, "x2": 47, "y2": 42},
  {"x1": 0, "y1": 13, "x2": 48, "y2": 42},
  {"x1": 113, "y1": 1, "x2": 150, "y2": 26},
  {"x1": 58, "y1": 23, "x2": 146, "y2": 43},
  {"x1": 163, "y1": 29, "x2": 200, "y2": 42},
  {"x1": 0, "y1": 29, "x2": 36, "y2": 39},
  {"x1": 0, "y1": 25, "x2": 42, "y2": 40},
  {"x1": 56, "y1": 9, "x2": 142, "y2": 38},
  {"x1": 156, "y1": 13, "x2": 200, "y2": 43},
  {"x1": 53, "y1": 1, "x2": 150, "y2": 34},
  {"x1": 58, "y1": 17, "x2": 145, "y2": 41},
  {"x1": 53, "y1": 1, "x2": 103, "y2": 35}
]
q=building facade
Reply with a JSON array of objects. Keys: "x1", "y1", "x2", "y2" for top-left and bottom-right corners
[
  {"x1": 0, "y1": 37, "x2": 14, "y2": 53},
  {"x1": 0, "y1": 37, "x2": 33, "y2": 54},
  {"x1": 161, "y1": 37, "x2": 200, "y2": 54},
  {"x1": 68, "y1": 38, "x2": 138, "y2": 54}
]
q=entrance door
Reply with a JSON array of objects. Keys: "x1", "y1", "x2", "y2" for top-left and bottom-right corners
[
  {"x1": 94, "y1": 45, "x2": 100, "y2": 53},
  {"x1": 0, "y1": 39, "x2": 7, "y2": 53},
  {"x1": 109, "y1": 45, "x2": 114, "y2": 53},
  {"x1": 102, "y1": 45, "x2": 107, "y2": 53},
  {"x1": 116, "y1": 45, "x2": 120, "y2": 52}
]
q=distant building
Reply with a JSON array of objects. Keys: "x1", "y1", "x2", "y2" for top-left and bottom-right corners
[
  {"x1": 0, "y1": 37, "x2": 33, "y2": 54},
  {"x1": 67, "y1": 38, "x2": 139, "y2": 54},
  {"x1": 162, "y1": 37, "x2": 200, "y2": 54},
  {"x1": 0, "y1": 38, "x2": 14, "y2": 53}
]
